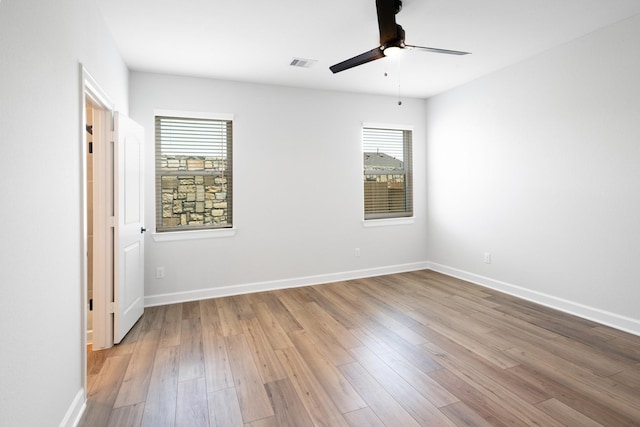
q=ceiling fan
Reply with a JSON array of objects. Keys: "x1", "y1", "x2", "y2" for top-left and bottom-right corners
[{"x1": 329, "y1": 0, "x2": 470, "y2": 73}]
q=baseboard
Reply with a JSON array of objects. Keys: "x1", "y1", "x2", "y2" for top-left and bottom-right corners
[
  {"x1": 59, "y1": 388, "x2": 85, "y2": 427},
  {"x1": 145, "y1": 261, "x2": 430, "y2": 307},
  {"x1": 428, "y1": 262, "x2": 640, "y2": 337}
]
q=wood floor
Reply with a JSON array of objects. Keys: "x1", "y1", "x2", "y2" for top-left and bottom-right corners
[{"x1": 79, "y1": 270, "x2": 640, "y2": 426}]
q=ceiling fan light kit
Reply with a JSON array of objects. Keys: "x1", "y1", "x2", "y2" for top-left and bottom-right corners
[{"x1": 329, "y1": 0, "x2": 470, "y2": 74}]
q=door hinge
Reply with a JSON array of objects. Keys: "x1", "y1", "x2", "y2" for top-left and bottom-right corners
[
  {"x1": 108, "y1": 302, "x2": 115, "y2": 314},
  {"x1": 108, "y1": 216, "x2": 116, "y2": 227}
]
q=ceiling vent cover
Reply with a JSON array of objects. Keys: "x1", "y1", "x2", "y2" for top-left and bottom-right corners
[{"x1": 290, "y1": 58, "x2": 317, "y2": 68}]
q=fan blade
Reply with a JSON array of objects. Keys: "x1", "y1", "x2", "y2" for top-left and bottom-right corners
[
  {"x1": 330, "y1": 47, "x2": 385, "y2": 74},
  {"x1": 405, "y1": 44, "x2": 471, "y2": 56},
  {"x1": 376, "y1": 0, "x2": 401, "y2": 45}
]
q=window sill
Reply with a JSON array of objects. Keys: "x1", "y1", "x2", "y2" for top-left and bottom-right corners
[
  {"x1": 362, "y1": 217, "x2": 415, "y2": 228},
  {"x1": 152, "y1": 228, "x2": 236, "y2": 242}
]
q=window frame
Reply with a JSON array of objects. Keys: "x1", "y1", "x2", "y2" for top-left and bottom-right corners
[
  {"x1": 362, "y1": 122, "x2": 414, "y2": 221},
  {"x1": 154, "y1": 110, "x2": 234, "y2": 237}
]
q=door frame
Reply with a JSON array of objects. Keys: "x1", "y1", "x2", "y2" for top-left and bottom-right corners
[{"x1": 80, "y1": 65, "x2": 115, "y2": 392}]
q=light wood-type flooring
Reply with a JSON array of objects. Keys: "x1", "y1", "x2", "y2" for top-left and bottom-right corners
[{"x1": 79, "y1": 270, "x2": 640, "y2": 426}]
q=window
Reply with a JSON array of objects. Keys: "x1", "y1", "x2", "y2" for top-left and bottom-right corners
[
  {"x1": 155, "y1": 114, "x2": 233, "y2": 232},
  {"x1": 363, "y1": 125, "x2": 413, "y2": 220}
]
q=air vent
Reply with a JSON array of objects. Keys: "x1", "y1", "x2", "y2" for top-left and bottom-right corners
[{"x1": 290, "y1": 58, "x2": 317, "y2": 68}]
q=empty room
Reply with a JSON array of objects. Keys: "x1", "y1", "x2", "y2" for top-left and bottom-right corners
[{"x1": 1, "y1": 0, "x2": 639, "y2": 426}]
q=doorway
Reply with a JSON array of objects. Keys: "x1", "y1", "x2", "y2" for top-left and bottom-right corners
[
  {"x1": 81, "y1": 66, "x2": 146, "y2": 387},
  {"x1": 81, "y1": 69, "x2": 117, "y2": 402},
  {"x1": 83, "y1": 94, "x2": 115, "y2": 351},
  {"x1": 85, "y1": 100, "x2": 94, "y2": 345}
]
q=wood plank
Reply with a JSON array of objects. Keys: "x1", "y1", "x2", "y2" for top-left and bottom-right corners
[
  {"x1": 412, "y1": 271, "x2": 492, "y2": 299},
  {"x1": 349, "y1": 327, "x2": 458, "y2": 408},
  {"x1": 311, "y1": 282, "x2": 362, "y2": 316},
  {"x1": 244, "y1": 416, "x2": 278, "y2": 427},
  {"x1": 427, "y1": 368, "x2": 522, "y2": 427},
  {"x1": 179, "y1": 317, "x2": 205, "y2": 382},
  {"x1": 114, "y1": 329, "x2": 161, "y2": 408},
  {"x1": 276, "y1": 347, "x2": 349, "y2": 426},
  {"x1": 208, "y1": 387, "x2": 244, "y2": 427},
  {"x1": 159, "y1": 303, "x2": 182, "y2": 348},
  {"x1": 351, "y1": 278, "x2": 426, "y2": 327},
  {"x1": 141, "y1": 306, "x2": 166, "y2": 331},
  {"x1": 251, "y1": 302, "x2": 295, "y2": 350},
  {"x1": 438, "y1": 401, "x2": 495, "y2": 427},
  {"x1": 202, "y1": 331, "x2": 234, "y2": 392},
  {"x1": 200, "y1": 298, "x2": 223, "y2": 336},
  {"x1": 423, "y1": 357, "x2": 562, "y2": 427},
  {"x1": 225, "y1": 334, "x2": 275, "y2": 422},
  {"x1": 216, "y1": 296, "x2": 245, "y2": 336},
  {"x1": 612, "y1": 362, "x2": 640, "y2": 391},
  {"x1": 536, "y1": 398, "x2": 604, "y2": 427},
  {"x1": 254, "y1": 292, "x2": 303, "y2": 333},
  {"x1": 87, "y1": 345, "x2": 108, "y2": 376},
  {"x1": 421, "y1": 331, "x2": 551, "y2": 405},
  {"x1": 81, "y1": 354, "x2": 132, "y2": 427},
  {"x1": 507, "y1": 364, "x2": 638, "y2": 427},
  {"x1": 289, "y1": 329, "x2": 367, "y2": 413},
  {"x1": 304, "y1": 301, "x2": 363, "y2": 350},
  {"x1": 489, "y1": 295, "x2": 614, "y2": 346},
  {"x1": 343, "y1": 407, "x2": 385, "y2": 427},
  {"x1": 303, "y1": 286, "x2": 363, "y2": 329},
  {"x1": 289, "y1": 305, "x2": 354, "y2": 366},
  {"x1": 335, "y1": 282, "x2": 422, "y2": 332},
  {"x1": 359, "y1": 276, "x2": 424, "y2": 311},
  {"x1": 363, "y1": 324, "x2": 442, "y2": 373},
  {"x1": 240, "y1": 317, "x2": 288, "y2": 383},
  {"x1": 505, "y1": 346, "x2": 640, "y2": 422},
  {"x1": 349, "y1": 346, "x2": 456, "y2": 426},
  {"x1": 176, "y1": 378, "x2": 209, "y2": 427},
  {"x1": 182, "y1": 300, "x2": 201, "y2": 319},
  {"x1": 119, "y1": 316, "x2": 145, "y2": 346},
  {"x1": 265, "y1": 379, "x2": 315, "y2": 426},
  {"x1": 275, "y1": 287, "x2": 313, "y2": 313},
  {"x1": 413, "y1": 322, "x2": 520, "y2": 370},
  {"x1": 339, "y1": 361, "x2": 421, "y2": 427},
  {"x1": 231, "y1": 294, "x2": 256, "y2": 320},
  {"x1": 141, "y1": 346, "x2": 179, "y2": 427},
  {"x1": 106, "y1": 402, "x2": 144, "y2": 427},
  {"x1": 551, "y1": 335, "x2": 638, "y2": 376}
]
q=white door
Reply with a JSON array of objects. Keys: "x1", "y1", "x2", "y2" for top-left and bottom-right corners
[{"x1": 114, "y1": 112, "x2": 145, "y2": 343}]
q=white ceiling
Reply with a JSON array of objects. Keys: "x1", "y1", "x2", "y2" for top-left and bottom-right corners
[{"x1": 96, "y1": 0, "x2": 640, "y2": 99}]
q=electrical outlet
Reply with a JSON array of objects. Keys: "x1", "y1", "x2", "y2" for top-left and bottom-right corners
[
  {"x1": 354, "y1": 248, "x2": 361, "y2": 257},
  {"x1": 156, "y1": 267, "x2": 165, "y2": 279},
  {"x1": 483, "y1": 252, "x2": 491, "y2": 264}
]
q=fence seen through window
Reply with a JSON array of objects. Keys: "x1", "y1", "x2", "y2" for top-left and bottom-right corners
[{"x1": 363, "y1": 126, "x2": 413, "y2": 219}]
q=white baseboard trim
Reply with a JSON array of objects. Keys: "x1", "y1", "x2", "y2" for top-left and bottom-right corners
[
  {"x1": 428, "y1": 262, "x2": 640, "y2": 337},
  {"x1": 60, "y1": 388, "x2": 85, "y2": 427},
  {"x1": 145, "y1": 262, "x2": 430, "y2": 307}
]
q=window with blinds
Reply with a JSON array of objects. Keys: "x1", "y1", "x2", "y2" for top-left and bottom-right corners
[
  {"x1": 363, "y1": 126, "x2": 413, "y2": 219},
  {"x1": 155, "y1": 115, "x2": 233, "y2": 232}
]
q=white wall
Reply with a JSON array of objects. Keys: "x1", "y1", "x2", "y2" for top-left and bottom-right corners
[
  {"x1": 0, "y1": 1, "x2": 128, "y2": 425},
  {"x1": 130, "y1": 72, "x2": 428, "y2": 304},
  {"x1": 426, "y1": 15, "x2": 640, "y2": 334}
]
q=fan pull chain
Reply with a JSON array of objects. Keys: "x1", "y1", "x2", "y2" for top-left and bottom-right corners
[{"x1": 384, "y1": 67, "x2": 401, "y2": 106}]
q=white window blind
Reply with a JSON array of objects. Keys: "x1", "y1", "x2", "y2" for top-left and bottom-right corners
[
  {"x1": 155, "y1": 115, "x2": 233, "y2": 232},
  {"x1": 363, "y1": 126, "x2": 413, "y2": 219}
]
